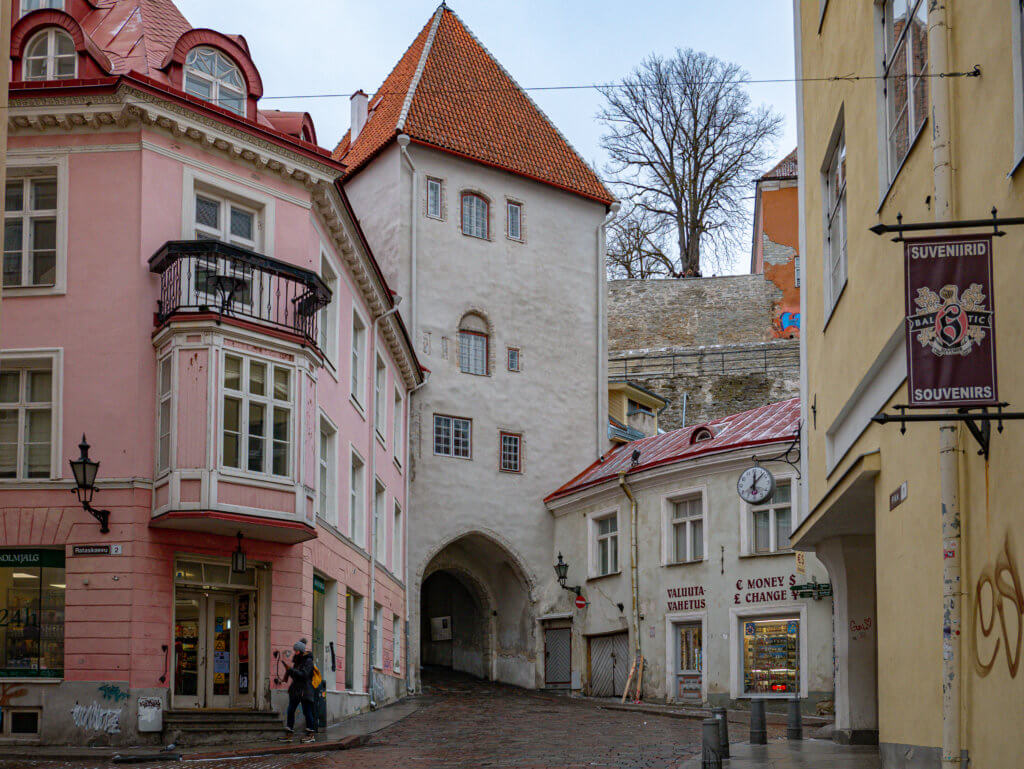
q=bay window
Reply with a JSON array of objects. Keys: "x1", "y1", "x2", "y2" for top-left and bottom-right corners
[
  {"x1": 222, "y1": 353, "x2": 291, "y2": 478},
  {"x1": 157, "y1": 356, "x2": 172, "y2": 473}
]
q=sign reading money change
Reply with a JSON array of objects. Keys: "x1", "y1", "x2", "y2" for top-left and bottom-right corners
[{"x1": 904, "y1": 234, "x2": 998, "y2": 408}]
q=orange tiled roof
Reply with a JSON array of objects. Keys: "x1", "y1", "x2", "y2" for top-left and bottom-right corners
[{"x1": 334, "y1": 6, "x2": 613, "y2": 206}]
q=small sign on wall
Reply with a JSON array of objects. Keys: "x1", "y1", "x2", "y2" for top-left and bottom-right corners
[
  {"x1": 795, "y1": 551, "x2": 805, "y2": 575},
  {"x1": 889, "y1": 481, "x2": 908, "y2": 511},
  {"x1": 431, "y1": 616, "x2": 452, "y2": 641},
  {"x1": 72, "y1": 544, "x2": 122, "y2": 556}
]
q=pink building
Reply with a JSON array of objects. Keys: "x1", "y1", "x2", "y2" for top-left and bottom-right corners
[{"x1": 0, "y1": 0, "x2": 423, "y2": 746}]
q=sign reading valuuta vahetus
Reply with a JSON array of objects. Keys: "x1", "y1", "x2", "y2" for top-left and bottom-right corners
[{"x1": 904, "y1": 234, "x2": 997, "y2": 408}]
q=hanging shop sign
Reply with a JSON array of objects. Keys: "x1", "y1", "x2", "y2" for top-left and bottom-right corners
[{"x1": 904, "y1": 234, "x2": 997, "y2": 408}]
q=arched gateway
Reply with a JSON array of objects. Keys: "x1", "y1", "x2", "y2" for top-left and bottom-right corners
[{"x1": 415, "y1": 531, "x2": 538, "y2": 688}]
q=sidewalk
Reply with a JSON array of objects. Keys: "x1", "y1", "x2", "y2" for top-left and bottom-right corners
[
  {"x1": 584, "y1": 696, "x2": 832, "y2": 728},
  {"x1": 0, "y1": 697, "x2": 425, "y2": 765},
  {"x1": 679, "y1": 738, "x2": 881, "y2": 769}
]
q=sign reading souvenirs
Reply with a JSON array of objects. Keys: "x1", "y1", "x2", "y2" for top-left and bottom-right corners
[{"x1": 904, "y1": 234, "x2": 997, "y2": 408}]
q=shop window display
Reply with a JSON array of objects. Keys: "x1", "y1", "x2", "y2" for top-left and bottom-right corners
[
  {"x1": 742, "y1": 617, "x2": 799, "y2": 694},
  {"x1": 0, "y1": 550, "x2": 64, "y2": 677}
]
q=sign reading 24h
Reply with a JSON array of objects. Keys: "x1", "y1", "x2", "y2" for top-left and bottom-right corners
[{"x1": 904, "y1": 235, "x2": 998, "y2": 408}]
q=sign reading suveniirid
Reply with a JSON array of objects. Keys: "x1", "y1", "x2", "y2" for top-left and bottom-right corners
[{"x1": 904, "y1": 234, "x2": 998, "y2": 408}]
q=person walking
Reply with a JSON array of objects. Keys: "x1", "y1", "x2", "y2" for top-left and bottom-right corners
[{"x1": 282, "y1": 639, "x2": 317, "y2": 741}]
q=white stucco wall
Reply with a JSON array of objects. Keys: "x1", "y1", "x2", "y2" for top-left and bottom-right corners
[
  {"x1": 345, "y1": 142, "x2": 609, "y2": 688},
  {"x1": 548, "y1": 447, "x2": 835, "y2": 709}
]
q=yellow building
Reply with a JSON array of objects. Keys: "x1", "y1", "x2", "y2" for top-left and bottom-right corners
[{"x1": 793, "y1": 1, "x2": 1024, "y2": 767}]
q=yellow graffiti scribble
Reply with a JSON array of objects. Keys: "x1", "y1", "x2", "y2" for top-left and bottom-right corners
[{"x1": 973, "y1": 532, "x2": 1024, "y2": 678}]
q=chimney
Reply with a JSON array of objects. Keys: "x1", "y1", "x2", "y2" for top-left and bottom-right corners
[{"x1": 350, "y1": 90, "x2": 368, "y2": 143}]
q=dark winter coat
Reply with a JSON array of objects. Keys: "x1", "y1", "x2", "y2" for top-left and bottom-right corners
[{"x1": 285, "y1": 651, "x2": 316, "y2": 702}]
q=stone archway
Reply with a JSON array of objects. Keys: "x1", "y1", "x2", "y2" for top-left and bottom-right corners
[{"x1": 417, "y1": 531, "x2": 537, "y2": 688}]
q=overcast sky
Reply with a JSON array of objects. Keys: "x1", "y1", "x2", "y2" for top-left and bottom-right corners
[{"x1": 175, "y1": 0, "x2": 798, "y2": 271}]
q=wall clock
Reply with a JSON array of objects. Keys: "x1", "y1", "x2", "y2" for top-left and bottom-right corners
[{"x1": 737, "y1": 465, "x2": 776, "y2": 505}]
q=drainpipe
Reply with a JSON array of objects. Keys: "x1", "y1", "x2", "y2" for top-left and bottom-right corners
[
  {"x1": 397, "y1": 134, "x2": 417, "y2": 342},
  {"x1": 403, "y1": 371, "x2": 430, "y2": 695},
  {"x1": 367, "y1": 299, "x2": 402, "y2": 709},
  {"x1": 927, "y1": 3, "x2": 961, "y2": 768},
  {"x1": 617, "y1": 473, "x2": 641, "y2": 667},
  {"x1": 597, "y1": 203, "x2": 621, "y2": 457}
]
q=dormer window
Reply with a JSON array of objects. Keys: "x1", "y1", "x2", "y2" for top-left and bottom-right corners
[
  {"x1": 23, "y1": 28, "x2": 76, "y2": 81},
  {"x1": 184, "y1": 47, "x2": 246, "y2": 117},
  {"x1": 691, "y1": 427, "x2": 713, "y2": 444},
  {"x1": 21, "y1": 0, "x2": 64, "y2": 16}
]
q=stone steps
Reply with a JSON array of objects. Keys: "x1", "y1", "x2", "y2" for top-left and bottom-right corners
[{"x1": 163, "y1": 710, "x2": 285, "y2": 746}]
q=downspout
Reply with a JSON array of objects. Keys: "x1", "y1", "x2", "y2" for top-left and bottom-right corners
[
  {"x1": 403, "y1": 371, "x2": 430, "y2": 695},
  {"x1": 617, "y1": 473, "x2": 641, "y2": 668},
  {"x1": 367, "y1": 300, "x2": 402, "y2": 709},
  {"x1": 597, "y1": 202, "x2": 621, "y2": 456},
  {"x1": 397, "y1": 134, "x2": 417, "y2": 342},
  {"x1": 927, "y1": 4, "x2": 962, "y2": 768}
]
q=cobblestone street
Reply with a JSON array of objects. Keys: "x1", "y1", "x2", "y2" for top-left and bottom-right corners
[{"x1": 0, "y1": 674, "x2": 786, "y2": 769}]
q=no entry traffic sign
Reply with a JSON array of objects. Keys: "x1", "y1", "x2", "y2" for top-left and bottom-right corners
[{"x1": 575, "y1": 594, "x2": 587, "y2": 609}]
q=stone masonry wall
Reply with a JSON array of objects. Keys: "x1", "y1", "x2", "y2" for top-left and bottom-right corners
[{"x1": 608, "y1": 277, "x2": 799, "y2": 430}]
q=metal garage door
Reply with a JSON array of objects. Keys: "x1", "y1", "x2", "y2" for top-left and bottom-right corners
[
  {"x1": 589, "y1": 632, "x2": 629, "y2": 697},
  {"x1": 544, "y1": 627, "x2": 572, "y2": 686}
]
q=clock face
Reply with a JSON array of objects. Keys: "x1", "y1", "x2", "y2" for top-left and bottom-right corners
[{"x1": 737, "y1": 466, "x2": 776, "y2": 504}]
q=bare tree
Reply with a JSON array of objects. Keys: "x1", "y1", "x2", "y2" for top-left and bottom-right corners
[
  {"x1": 599, "y1": 50, "x2": 782, "y2": 275},
  {"x1": 606, "y1": 199, "x2": 675, "y2": 279}
]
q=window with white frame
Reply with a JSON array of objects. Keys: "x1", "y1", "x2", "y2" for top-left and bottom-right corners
[
  {"x1": 507, "y1": 201, "x2": 522, "y2": 240},
  {"x1": 669, "y1": 495, "x2": 704, "y2": 563},
  {"x1": 823, "y1": 126, "x2": 846, "y2": 314},
  {"x1": 349, "y1": 451, "x2": 365, "y2": 546},
  {"x1": 461, "y1": 193, "x2": 488, "y2": 239},
  {"x1": 0, "y1": 361, "x2": 54, "y2": 479},
  {"x1": 392, "y1": 501, "x2": 402, "y2": 577},
  {"x1": 458, "y1": 332, "x2": 487, "y2": 375},
  {"x1": 157, "y1": 356, "x2": 172, "y2": 474},
  {"x1": 392, "y1": 614, "x2": 401, "y2": 671},
  {"x1": 373, "y1": 480, "x2": 386, "y2": 561},
  {"x1": 184, "y1": 46, "x2": 246, "y2": 117},
  {"x1": 393, "y1": 388, "x2": 403, "y2": 465},
  {"x1": 373, "y1": 604, "x2": 383, "y2": 668},
  {"x1": 221, "y1": 354, "x2": 291, "y2": 477},
  {"x1": 21, "y1": 0, "x2": 65, "y2": 14},
  {"x1": 192, "y1": 190, "x2": 258, "y2": 310},
  {"x1": 319, "y1": 253, "x2": 338, "y2": 361},
  {"x1": 499, "y1": 432, "x2": 521, "y2": 473},
  {"x1": 426, "y1": 178, "x2": 443, "y2": 219},
  {"x1": 751, "y1": 481, "x2": 793, "y2": 554},
  {"x1": 4, "y1": 174, "x2": 58, "y2": 288},
  {"x1": 882, "y1": 0, "x2": 928, "y2": 180},
  {"x1": 318, "y1": 418, "x2": 336, "y2": 524},
  {"x1": 593, "y1": 514, "x2": 619, "y2": 576},
  {"x1": 22, "y1": 28, "x2": 75, "y2": 81},
  {"x1": 351, "y1": 311, "x2": 366, "y2": 405},
  {"x1": 374, "y1": 356, "x2": 386, "y2": 439},
  {"x1": 433, "y1": 414, "x2": 471, "y2": 458},
  {"x1": 507, "y1": 347, "x2": 520, "y2": 372}
]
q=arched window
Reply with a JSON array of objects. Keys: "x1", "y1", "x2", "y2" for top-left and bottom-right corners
[
  {"x1": 458, "y1": 313, "x2": 489, "y2": 375},
  {"x1": 461, "y1": 193, "x2": 489, "y2": 239},
  {"x1": 690, "y1": 426, "x2": 714, "y2": 444},
  {"x1": 23, "y1": 28, "x2": 76, "y2": 81},
  {"x1": 184, "y1": 47, "x2": 246, "y2": 116},
  {"x1": 21, "y1": 0, "x2": 64, "y2": 16}
]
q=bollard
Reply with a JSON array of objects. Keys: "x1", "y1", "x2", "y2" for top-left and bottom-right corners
[
  {"x1": 749, "y1": 698, "x2": 767, "y2": 745},
  {"x1": 787, "y1": 695, "x2": 803, "y2": 740},
  {"x1": 711, "y1": 706, "x2": 730, "y2": 759},
  {"x1": 702, "y1": 718, "x2": 722, "y2": 769}
]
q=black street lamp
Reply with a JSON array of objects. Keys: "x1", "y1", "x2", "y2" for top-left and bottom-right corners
[
  {"x1": 553, "y1": 552, "x2": 582, "y2": 597},
  {"x1": 69, "y1": 435, "x2": 110, "y2": 534},
  {"x1": 232, "y1": 532, "x2": 247, "y2": 574}
]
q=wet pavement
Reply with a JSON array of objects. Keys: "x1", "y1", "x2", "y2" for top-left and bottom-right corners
[{"x1": 1, "y1": 672, "x2": 792, "y2": 769}]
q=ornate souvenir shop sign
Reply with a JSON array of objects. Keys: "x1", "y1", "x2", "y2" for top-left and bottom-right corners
[{"x1": 904, "y1": 234, "x2": 998, "y2": 408}]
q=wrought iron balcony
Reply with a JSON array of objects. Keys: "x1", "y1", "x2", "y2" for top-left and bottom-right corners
[{"x1": 149, "y1": 240, "x2": 331, "y2": 348}]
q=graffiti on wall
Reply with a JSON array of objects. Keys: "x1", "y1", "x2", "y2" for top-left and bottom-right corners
[
  {"x1": 0, "y1": 683, "x2": 27, "y2": 707},
  {"x1": 779, "y1": 312, "x2": 800, "y2": 332},
  {"x1": 98, "y1": 683, "x2": 127, "y2": 703},
  {"x1": 71, "y1": 701, "x2": 122, "y2": 734},
  {"x1": 973, "y1": 532, "x2": 1024, "y2": 678}
]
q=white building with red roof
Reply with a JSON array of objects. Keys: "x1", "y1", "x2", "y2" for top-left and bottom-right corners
[
  {"x1": 335, "y1": 5, "x2": 616, "y2": 689},
  {"x1": 544, "y1": 398, "x2": 835, "y2": 708}
]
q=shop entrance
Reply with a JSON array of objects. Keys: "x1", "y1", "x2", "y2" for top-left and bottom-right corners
[
  {"x1": 673, "y1": 622, "x2": 703, "y2": 702},
  {"x1": 172, "y1": 560, "x2": 259, "y2": 710}
]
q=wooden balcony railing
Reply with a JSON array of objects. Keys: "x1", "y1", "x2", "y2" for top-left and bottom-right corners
[{"x1": 149, "y1": 240, "x2": 331, "y2": 348}]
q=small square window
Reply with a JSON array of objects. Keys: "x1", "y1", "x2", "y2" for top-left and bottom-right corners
[
  {"x1": 507, "y1": 347, "x2": 520, "y2": 372},
  {"x1": 434, "y1": 414, "x2": 471, "y2": 458}
]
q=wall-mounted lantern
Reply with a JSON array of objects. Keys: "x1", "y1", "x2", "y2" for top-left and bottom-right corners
[
  {"x1": 553, "y1": 552, "x2": 582, "y2": 597},
  {"x1": 232, "y1": 531, "x2": 247, "y2": 574},
  {"x1": 68, "y1": 435, "x2": 110, "y2": 534}
]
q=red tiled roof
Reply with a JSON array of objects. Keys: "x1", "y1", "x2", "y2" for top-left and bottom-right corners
[
  {"x1": 759, "y1": 148, "x2": 798, "y2": 181},
  {"x1": 80, "y1": 0, "x2": 193, "y2": 83},
  {"x1": 334, "y1": 6, "x2": 613, "y2": 206},
  {"x1": 546, "y1": 398, "x2": 800, "y2": 503}
]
